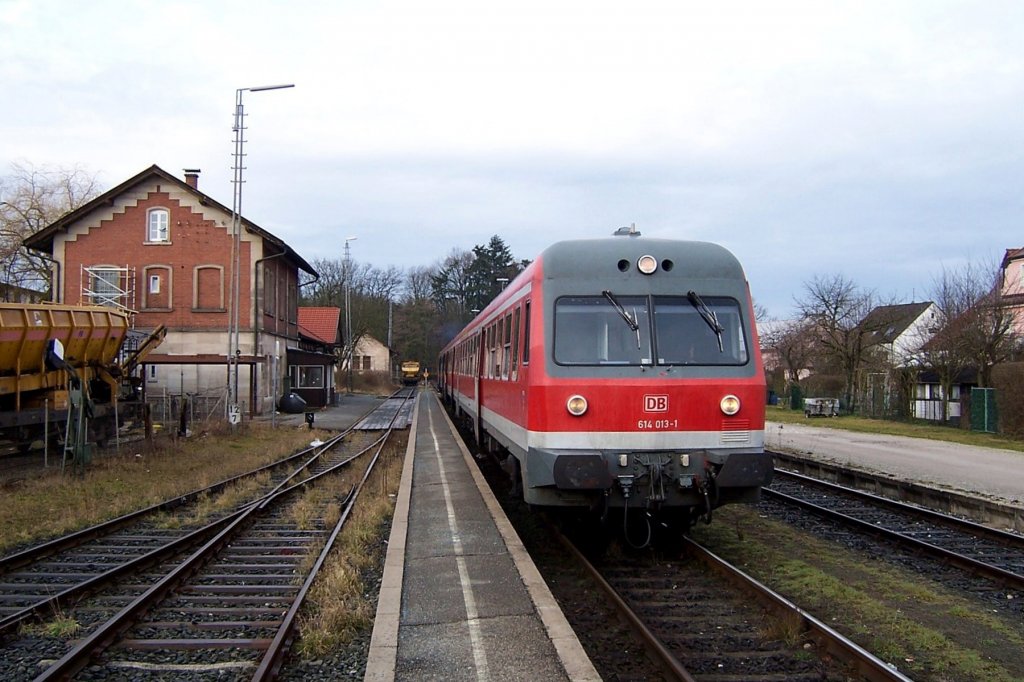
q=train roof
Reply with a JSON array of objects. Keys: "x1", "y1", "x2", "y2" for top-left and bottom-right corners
[{"x1": 538, "y1": 238, "x2": 745, "y2": 280}]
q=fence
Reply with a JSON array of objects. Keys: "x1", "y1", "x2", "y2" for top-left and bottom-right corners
[{"x1": 145, "y1": 389, "x2": 226, "y2": 431}]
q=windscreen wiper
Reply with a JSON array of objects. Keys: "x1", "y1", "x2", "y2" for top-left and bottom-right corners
[
  {"x1": 687, "y1": 290, "x2": 724, "y2": 352},
  {"x1": 602, "y1": 290, "x2": 641, "y2": 349}
]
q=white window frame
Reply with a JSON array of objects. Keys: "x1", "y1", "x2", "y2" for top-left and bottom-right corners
[
  {"x1": 148, "y1": 208, "x2": 170, "y2": 242},
  {"x1": 149, "y1": 275, "x2": 161, "y2": 294}
]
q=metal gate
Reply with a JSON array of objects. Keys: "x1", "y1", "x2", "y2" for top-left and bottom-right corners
[{"x1": 970, "y1": 387, "x2": 998, "y2": 433}]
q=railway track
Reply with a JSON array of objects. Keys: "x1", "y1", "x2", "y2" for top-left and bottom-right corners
[
  {"x1": 0, "y1": 389, "x2": 414, "y2": 681},
  {"x1": 456, "y1": 421, "x2": 913, "y2": 680},
  {"x1": 559, "y1": 531, "x2": 911, "y2": 682},
  {"x1": 764, "y1": 468, "x2": 1024, "y2": 594}
]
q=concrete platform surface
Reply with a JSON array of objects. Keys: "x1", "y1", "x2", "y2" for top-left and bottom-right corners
[{"x1": 365, "y1": 390, "x2": 599, "y2": 682}]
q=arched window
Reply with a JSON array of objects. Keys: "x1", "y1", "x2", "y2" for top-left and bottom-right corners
[{"x1": 148, "y1": 208, "x2": 170, "y2": 242}]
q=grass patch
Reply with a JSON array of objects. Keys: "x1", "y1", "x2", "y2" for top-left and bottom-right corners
[
  {"x1": 296, "y1": 436, "x2": 405, "y2": 657},
  {"x1": 0, "y1": 422, "x2": 332, "y2": 554},
  {"x1": 20, "y1": 612, "x2": 81, "y2": 639},
  {"x1": 693, "y1": 504, "x2": 1024, "y2": 682},
  {"x1": 767, "y1": 406, "x2": 1024, "y2": 452}
]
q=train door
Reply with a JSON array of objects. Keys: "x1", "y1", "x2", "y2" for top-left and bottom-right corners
[{"x1": 474, "y1": 329, "x2": 485, "y2": 447}]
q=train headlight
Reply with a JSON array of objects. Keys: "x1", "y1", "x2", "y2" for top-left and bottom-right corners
[
  {"x1": 566, "y1": 394, "x2": 588, "y2": 416},
  {"x1": 637, "y1": 254, "x2": 657, "y2": 275},
  {"x1": 720, "y1": 394, "x2": 741, "y2": 416}
]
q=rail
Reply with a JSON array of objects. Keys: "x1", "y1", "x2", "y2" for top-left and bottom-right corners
[
  {"x1": 32, "y1": 389, "x2": 415, "y2": 681},
  {"x1": 766, "y1": 468, "x2": 1024, "y2": 591},
  {"x1": 0, "y1": 393, "x2": 395, "y2": 638},
  {"x1": 554, "y1": 527, "x2": 912, "y2": 681}
]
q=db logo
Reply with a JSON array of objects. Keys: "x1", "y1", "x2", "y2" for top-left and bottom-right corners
[{"x1": 643, "y1": 395, "x2": 669, "y2": 412}]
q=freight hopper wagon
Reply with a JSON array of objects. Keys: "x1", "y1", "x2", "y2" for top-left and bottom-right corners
[{"x1": 0, "y1": 303, "x2": 163, "y2": 457}]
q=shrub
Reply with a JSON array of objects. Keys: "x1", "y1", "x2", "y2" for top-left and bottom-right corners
[{"x1": 992, "y1": 363, "x2": 1024, "y2": 437}]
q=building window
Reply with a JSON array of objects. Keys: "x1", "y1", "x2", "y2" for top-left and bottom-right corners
[
  {"x1": 295, "y1": 365, "x2": 325, "y2": 388},
  {"x1": 264, "y1": 265, "x2": 276, "y2": 316},
  {"x1": 143, "y1": 265, "x2": 172, "y2": 310},
  {"x1": 360, "y1": 355, "x2": 372, "y2": 370},
  {"x1": 90, "y1": 268, "x2": 122, "y2": 307},
  {"x1": 148, "y1": 209, "x2": 170, "y2": 242}
]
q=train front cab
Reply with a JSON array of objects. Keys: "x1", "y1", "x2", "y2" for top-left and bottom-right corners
[{"x1": 514, "y1": 239, "x2": 773, "y2": 524}]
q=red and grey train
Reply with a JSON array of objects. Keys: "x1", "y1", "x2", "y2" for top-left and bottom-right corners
[{"x1": 438, "y1": 236, "x2": 772, "y2": 533}]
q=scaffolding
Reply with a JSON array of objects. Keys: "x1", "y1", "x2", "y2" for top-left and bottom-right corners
[{"x1": 81, "y1": 265, "x2": 136, "y2": 319}]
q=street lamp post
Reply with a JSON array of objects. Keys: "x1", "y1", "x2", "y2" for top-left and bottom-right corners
[
  {"x1": 226, "y1": 83, "x2": 294, "y2": 425},
  {"x1": 343, "y1": 236, "x2": 357, "y2": 394}
]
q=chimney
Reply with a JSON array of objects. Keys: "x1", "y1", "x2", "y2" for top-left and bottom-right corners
[{"x1": 183, "y1": 168, "x2": 201, "y2": 189}]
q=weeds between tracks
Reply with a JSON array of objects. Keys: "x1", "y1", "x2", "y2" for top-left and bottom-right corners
[
  {"x1": 295, "y1": 436, "x2": 406, "y2": 657},
  {"x1": 0, "y1": 421, "x2": 333, "y2": 553},
  {"x1": 694, "y1": 504, "x2": 1024, "y2": 682}
]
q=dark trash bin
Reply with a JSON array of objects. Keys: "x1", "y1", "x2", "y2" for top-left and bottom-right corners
[{"x1": 278, "y1": 392, "x2": 307, "y2": 414}]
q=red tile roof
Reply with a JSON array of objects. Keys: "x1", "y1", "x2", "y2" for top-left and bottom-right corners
[{"x1": 298, "y1": 307, "x2": 341, "y2": 345}]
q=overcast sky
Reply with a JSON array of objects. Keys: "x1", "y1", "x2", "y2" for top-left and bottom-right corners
[{"x1": 2, "y1": 0, "x2": 1021, "y2": 317}]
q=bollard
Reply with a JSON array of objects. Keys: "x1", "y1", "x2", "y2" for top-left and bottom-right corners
[{"x1": 305, "y1": 411, "x2": 315, "y2": 429}]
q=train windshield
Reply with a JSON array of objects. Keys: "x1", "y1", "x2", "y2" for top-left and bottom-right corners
[
  {"x1": 553, "y1": 295, "x2": 748, "y2": 366},
  {"x1": 653, "y1": 295, "x2": 747, "y2": 365},
  {"x1": 554, "y1": 295, "x2": 652, "y2": 365}
]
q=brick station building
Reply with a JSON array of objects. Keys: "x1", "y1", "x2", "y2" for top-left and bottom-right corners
[{"x1": 24, "y1": 164, "x2": 318, "y2": 418}]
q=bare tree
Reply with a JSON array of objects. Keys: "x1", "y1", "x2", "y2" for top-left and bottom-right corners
[
  {"x1": 762, "y1": 319, "x2": 817, "y2": 389},
  {"x1": 751, "y1": 298, "x2": 771, "y2": 327},
  {"x1": 302, "y1": 257, "x2": 343, "y2": 306},
  {"x1": 794, "y1": 274, "x2": 878, "y2": 412},
  {"x1": 1, "y1": 162, "x2": 101, "y2": 296},
  {"x1": 403, "y1": 265, "x2": 435, "y2": 304},
  {"x1": 919, "y1": 261, "x2": 1016, "y2": 420},
  {"x1": 430, "y1": 248, "x2": 475, "y2": 318}
]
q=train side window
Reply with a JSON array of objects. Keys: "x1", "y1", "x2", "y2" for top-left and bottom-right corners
[
  {"x1": 522, "y1": 301, "x2": 531, "y2": 365},
  {"x1": 502, "y1": 313, "x2": 512, "y2": 380},
  {"x1": 510, "y1": 306, "x2": 521, "y2": 379},
  {"x1": 488, "y1": 324, "x2": 496, "y2": 378},
  {"x1": 495, "y1": 323, "x2": 501, "y2": 378}
]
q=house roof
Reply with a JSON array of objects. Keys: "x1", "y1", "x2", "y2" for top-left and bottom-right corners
[
  {"x1": 1002, "y1": 247, "x2": 1024, "y2": 270},
  {"x1": 23, "y1": 164, "x2": 317, "y2": 276},
  {"x1": 298, "y1": 307, "x2": 341, "y2": 345},
  {"x1": 859, "y1": 302, "x2": 934, "y2": 345}
]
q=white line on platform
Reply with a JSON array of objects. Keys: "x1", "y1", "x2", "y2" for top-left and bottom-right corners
[{"x1": 429, "y1": 406, "x2": 491, "y2": 681}]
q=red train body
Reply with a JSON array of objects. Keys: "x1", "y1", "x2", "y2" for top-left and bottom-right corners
[{"x1": 438, "y1": 237, "x2": 772, "y2": 528}]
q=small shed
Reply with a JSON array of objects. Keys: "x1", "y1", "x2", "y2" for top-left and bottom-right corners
[{"x1": 289, "y1": 307, "x2": 341, "y2": 408}]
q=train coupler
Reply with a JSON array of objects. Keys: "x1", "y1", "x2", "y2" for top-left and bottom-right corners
[{"x1": 616, "y1": 474, "x2": 635, "y2": 500}]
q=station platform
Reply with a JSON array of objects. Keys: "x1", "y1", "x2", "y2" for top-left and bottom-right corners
[
  {"x1": 364, "y1": 389, "x2": 599, "y2": 681},
  {"x1": 767, "y1": 420, "x2": 1024, "y2": 510}
]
